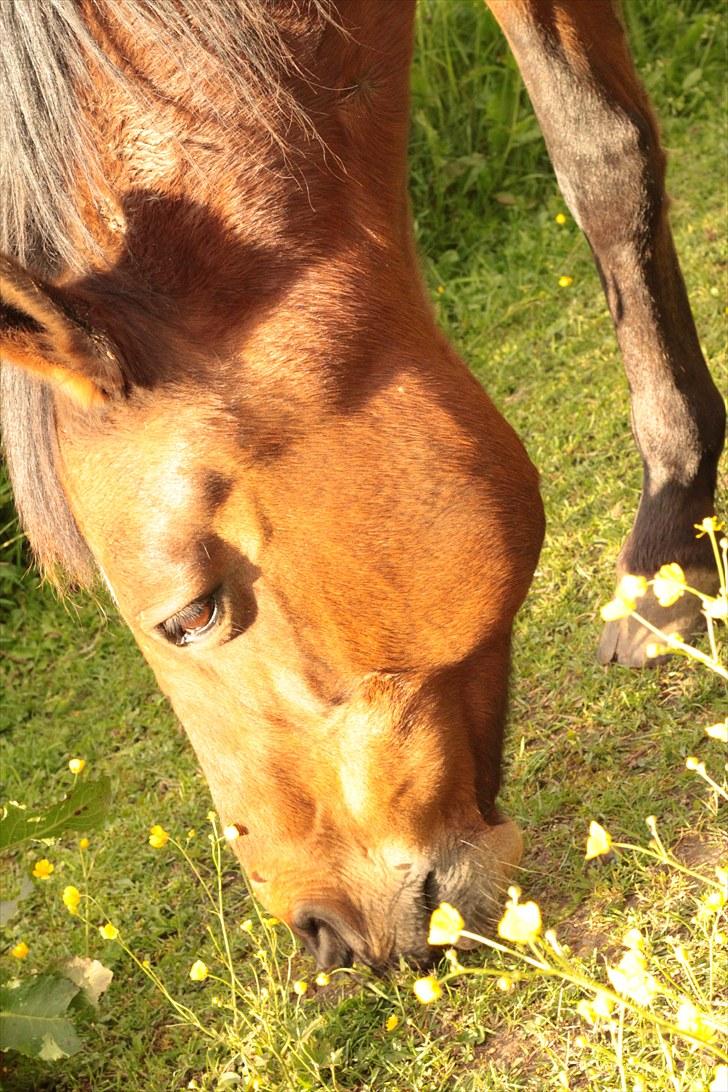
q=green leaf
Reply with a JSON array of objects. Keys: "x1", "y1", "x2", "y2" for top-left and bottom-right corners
[
  {"x1": 682, "y1": 68, "x2": 702, "y2": 91},
  {"x1": 0, "y1": 778, "x2": 111, "y2": 851},
  {"x1": 0, "y1": 974, "x2": 82, "y2": 1059}
]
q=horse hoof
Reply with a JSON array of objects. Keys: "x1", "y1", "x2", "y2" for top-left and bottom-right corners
[{"x1": 596, "y1": 567, "x2": 718, "y2": 668}]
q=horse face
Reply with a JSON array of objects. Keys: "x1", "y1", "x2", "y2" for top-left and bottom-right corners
[{"x1": 34, "y1": 280, "x2": 541, "y2": 964}]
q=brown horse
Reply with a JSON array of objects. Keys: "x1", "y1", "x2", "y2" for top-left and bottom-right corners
[{"x1": 0, "y1": 1, "x2": 723, "y2": 969}]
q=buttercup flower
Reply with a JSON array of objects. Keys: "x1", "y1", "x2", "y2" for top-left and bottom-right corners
[
  {"x1": 10, "y1": 941, "x2": 29, "y2": 959},
  {"x1": 622, "y1": 928, "x2": 645, "y2": 951},
  {"x1": 315, "y1": 972, "x2": 330, "y2": 987},
  {"x1": 676, "y1": 998, "x2": 716, "y2": 1042},
  {"x1": 78, "y1": 837, "x2": 90, "y2": 850},
  {"x1": 695, "y1": 516, "x2": 725, "y2": 536},
  {"x1": 601, "y1": 597, "x2": 632, "y2": 621},
  {"x1": 413, "y1": 975, "x2": 442, "y2": 1003},
  {"x1": 617, "y1": 574, "x2": 648, "y2": 602},
  {"x1": 705, "y1": 596, "x2": 728, "y2": 620},
  {"x1": 385, "y1": 1014, "x2": 400, "y2": 1031},
  {"x1": 99, "y1": 922, "x2": 119, "y2": 941},
  {"x1": 497, "y1": 887, "x2": 542, "y2": 944},
  {"x1": 555, "y1": 212, "x2": 567, "y2": 224},
  {"x1": 62, "y1": 885, "x2": 81, "y2": 915},
  {"x1": 189, "y1": 960, "x2": 209, "y2": 981},
  {"x1": 148, "y1": 824, "x2": 170, "y2": 849},
  {"x1": 32, "y1": 858, "x2": 54, "y2": 880},
  {"x1": 68, "y1": 757, "x2": 86, "y2": 775},
  {"x1": 652, "y1": 563, "x2": 686, "y2": 607},
  {"x1": 645, "y1": 641, "x2": 671, "y2": 658},
  {"x1": 705, "y1": 718, "x2": 728, "y2": 741},
  {"x1": 558, "y1": 275, "x2": 573, "y2": 287},
  {"x1": 585, "y1": 821, "x2": 613, "y2": 860},
  {"x1": 428, "y1": 902, "x2": 464, "y2": 946},
  {"x1": 607, "y1": 948, "x2": 658, "y2": 1007},
  {"x1": 292, "y1": 979, "x2": 308, "y2": 996}
]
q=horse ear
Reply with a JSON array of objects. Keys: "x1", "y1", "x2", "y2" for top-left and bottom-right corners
[{"x1": 0, "y1": 254, "x2": 124, "y2": 410}]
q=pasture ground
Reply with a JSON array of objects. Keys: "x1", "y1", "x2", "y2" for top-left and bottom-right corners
[{"x1": 1, "y1": 1, "x2": 725, "y2": 1089}]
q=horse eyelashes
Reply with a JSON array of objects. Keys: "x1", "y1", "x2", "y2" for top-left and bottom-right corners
[{"x1": 159, "y1": 593, "x2": 218, "y2": 645}]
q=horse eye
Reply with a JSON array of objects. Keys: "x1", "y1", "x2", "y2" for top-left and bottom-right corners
[{"x1": 159, "y1": 594, "x2": 219, "y2": 646}]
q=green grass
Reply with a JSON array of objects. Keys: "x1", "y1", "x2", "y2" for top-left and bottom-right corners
[{"x1": 1, "y1": 1, "x2": 726, "y2": 1089}]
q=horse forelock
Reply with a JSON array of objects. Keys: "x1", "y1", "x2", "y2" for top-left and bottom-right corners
[{"x1": 0, "y1": 0, "x2": 333, "y2": 587}]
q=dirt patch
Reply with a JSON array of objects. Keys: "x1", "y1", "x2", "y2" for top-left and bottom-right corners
[{"x1": 674, "y1": 829, "x2": 727, "y2": 872}]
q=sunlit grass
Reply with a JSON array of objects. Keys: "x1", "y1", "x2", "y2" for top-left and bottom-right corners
[{"x1": 1, "y1": 0, "x2": 726, "y2": 1088}]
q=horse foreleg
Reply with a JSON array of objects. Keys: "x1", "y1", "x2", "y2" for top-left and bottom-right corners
[{"x1": 486, "y1": 0, "x2": 725, "y2": 666}]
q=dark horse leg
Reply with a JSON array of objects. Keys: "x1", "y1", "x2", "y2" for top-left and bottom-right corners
[{"x1": 486, "y1": 0, "x2": 725, "y2": 665}]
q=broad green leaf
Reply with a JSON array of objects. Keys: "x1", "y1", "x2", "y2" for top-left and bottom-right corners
[
  {"x1": 0, "y1": 778, "x2": 111, "y2": 851},
  {"x1": 0, "y1": 974, "x2": 82, "y2": 1059}
]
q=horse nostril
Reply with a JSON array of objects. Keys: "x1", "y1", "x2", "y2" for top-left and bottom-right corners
[
  {"x1": 422, "y1": 869, "x2": 439, "y2": 913},
  {"x1": 292, "y1": 906, "x2": 355, "y2": 970}
]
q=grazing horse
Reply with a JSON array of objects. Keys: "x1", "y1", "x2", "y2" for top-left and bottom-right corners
[{"x1": 0, "y1": 0, "x2": 723, "y2": 969}]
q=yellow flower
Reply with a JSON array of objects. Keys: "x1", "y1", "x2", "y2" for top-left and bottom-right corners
[
  {"x1": 62, "y1": 885, "x2": 81, "y2": 915},
  {"x1": 705, "y1": 596, "x2": 728, "y2": 620},
  {"x1": 32, "y1": 858, "x2": 54, "y2": 880},
  {"x1": 676, "y1": 998, "x2": 716, "y2": 1042},
  {"x1": 428, "y1": 902, "x2": 464, "y2": 946},
  {"x1": 558, "y1": 275, "x2": 573, "y2": 287},
  {"x1": 697, "y1": 889, "x2": 726, "y2": 922},
  {"x1": 292, "y1": 979, "x2": 308, "y2": 996},
  {"x1": 607, "y1": 948, "x2": 658, "y2": 1007},
  {"x1": 710, "y1": 1065, "x2": 728, "y2": 1092},
  {"x1": 652, "y1": 563, "x2": 686, "y2": 607},
  {"x1": 705, "y1": 720, "x2": 728, "y2": 743},
  {"x1": 189, "y1": 960, "x2": 208, "y2": 982},
  {"x1": 601, "y1": 597, "x2": 632, "y2": 621},
  {"x1": 79, "y1": 837, "x2": 90, "y2": 850},
  {"x1": 186, "y1": 828, "x2": 196, "y2": 840},
  {"x1": 497, "y1": 975, "x2": 514, "y2": 992},
  {"x1": 436, "y1": 285, "x2": 445, "y2": 295},
  {"x1": 645, "y1": 641, "x2": 671, "y2": 658},
  {"x1": 555, "y1": 212, "x2": 567, "y2": 224},
  {"x1": 585, "y1": 821, "x2": 613, "y2": 860},
  {"x1": 601, "y1": 574, "x2": 648, "y2": 622},
  {"x1": 263, "y1": 917, "x2": 280, "y2": 927},
  {"x1": 686, "y1": 755, "x2": 705, "y2": 773},
  {"x1": 695, "y1": 515, "x2": 725, "y2": 537},
  {"x1": 148, "y1": 824, "x2": 170, "y2": 849},
  {"x1": 622, "y1": 928, "x2": 645, "y2": 951},
  {"x1": 10, "y1": 941, "x2": 29, "y2": 960},
  {"x1": 497, "y1": 889, "x2": 542, "y2": 945},
  {"x1": 99, "y1": 922, "x2": 119, "y2": 941},
  {"x1": 315, "y1": 972, "x2": 330, "y2": 987},
  {"x1": 385, "y1": 1014, "x2": 400, "y2": 1032},
  {"x1": 240, "y1": 919, "x2": 254, "y2": 933},
  {"x1": 578, "y1": 994, "x2": 615, "y2": 1028},
  {"x1": 413, "y1": 975, "x2": 442, "y2": 1004},
  {"x1": 68, "y1": 757, "x2": 86, "y2": 775},
  {"x1": 617, "y1": 574, "x2": 648, "y2": 602}
]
